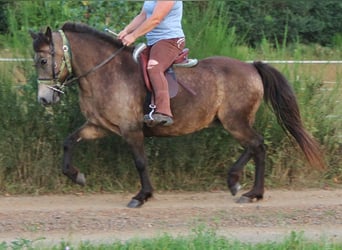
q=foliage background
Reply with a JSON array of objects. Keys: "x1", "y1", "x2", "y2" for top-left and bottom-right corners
[{"x1": 0, "y1": 0, "x2": 341, "y2": 194}]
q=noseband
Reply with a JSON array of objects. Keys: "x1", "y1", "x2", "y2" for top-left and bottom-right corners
[{"x1": 39, "y1": 30, "x2": 125, "y2": 95}]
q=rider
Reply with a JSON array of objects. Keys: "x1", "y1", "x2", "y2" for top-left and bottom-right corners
[{"x1": 118, "y1": 1, "x2": 185, "y2": 127}]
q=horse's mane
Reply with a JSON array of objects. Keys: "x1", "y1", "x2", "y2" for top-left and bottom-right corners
[{"x1": 61, "y1": 22, "x2": 131, "y2": 50}]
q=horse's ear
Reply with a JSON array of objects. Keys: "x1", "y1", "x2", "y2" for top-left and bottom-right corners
[
  {"x1": 29, "y1": 30, "x2": 38, "y2": 40},
  {"x1": 45, "y1": 27, "x2": 53, "y2": 42}
]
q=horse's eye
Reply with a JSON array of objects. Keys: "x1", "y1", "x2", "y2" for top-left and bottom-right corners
[{"x1": 40, "y1": 58, "x2": 48, "y2": 65}]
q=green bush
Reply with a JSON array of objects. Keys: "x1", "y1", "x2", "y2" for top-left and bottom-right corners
[
  {"x1": 193, "y1": 0, "x2": 342, "y2": 47},
  {"x1": 1, "y1": 1, "x2": 341, "y2": 48}
]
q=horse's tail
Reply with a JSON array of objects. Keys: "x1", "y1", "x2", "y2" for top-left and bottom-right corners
[{"x1": 253, "y1": 61, "x2": 325, "y2": 169}]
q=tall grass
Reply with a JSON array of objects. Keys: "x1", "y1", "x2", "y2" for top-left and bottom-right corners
[
  {"x1": 1, "y1": 230, "x2": 341, "y2": 250},
  {"x1": 0, "y1": 1, "x2": 341, "y2": 194},
  {"x1": 183, "y1": 1, "x2": 252, "y2": 60}
]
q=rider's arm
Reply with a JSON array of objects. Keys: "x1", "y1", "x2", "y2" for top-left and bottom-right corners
[
  {"x1": 131, "y1": 1, "x2": 175, "y2": 39},
  {"x1": 118, "y1": 9, "x2": 146, "y2": 39},
  {"x1": 120, "y1": 1, "x2": 175, "y2": 46}
]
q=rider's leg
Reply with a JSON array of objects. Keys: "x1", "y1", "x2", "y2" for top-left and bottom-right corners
[{"x1": 147, "y1": 38, "x2": 185, "y2": 122}]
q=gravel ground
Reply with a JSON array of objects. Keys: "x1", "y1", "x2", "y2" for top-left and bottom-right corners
[{"x1": 0, "y1": 189, "x2": 341, "y2": 245}]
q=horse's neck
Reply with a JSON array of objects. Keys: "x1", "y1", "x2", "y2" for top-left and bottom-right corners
[
  {"x1": 68, "y1": 34, "x2": 120, "y2": 76},
  {"x1": 68, "y1": 34, "x2": 141, "y2": 92}
]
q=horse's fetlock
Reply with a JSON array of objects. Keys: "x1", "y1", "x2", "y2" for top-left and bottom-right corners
[
  {"x1": 144, "y1": 192, "x2": 153, "y2": 201},
  {"x1": 62, "y1": 167, "x2": 79, "y2": 183},
  {"x1": 228, "y1": 171, "x2": 240, "y2": 183},
  {"x1": 256, "y1": 194, "x2": 263, "y2": 200}
]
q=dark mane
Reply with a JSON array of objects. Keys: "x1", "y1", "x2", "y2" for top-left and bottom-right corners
[{"x1": 61, "y1": 22, "x2": 130, "y2": 50}]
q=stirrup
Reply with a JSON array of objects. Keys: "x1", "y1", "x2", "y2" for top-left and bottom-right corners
[{"x1": 174, "y1": 58, "x2": 198, "y2": 68}]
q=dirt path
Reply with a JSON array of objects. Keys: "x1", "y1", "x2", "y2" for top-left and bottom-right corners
[{"x1": 0, "y1": 189, "x2": 341, "y2": 245}]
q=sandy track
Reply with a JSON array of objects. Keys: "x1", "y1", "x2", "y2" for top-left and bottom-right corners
[{"x1": 0, "y1": 189, "x2": 341, "y2": 245}]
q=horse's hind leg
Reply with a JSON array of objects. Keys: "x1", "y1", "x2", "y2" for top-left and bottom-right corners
[
  {"x1": 240, "y1": 139, "x2": 266, "y2": 202},
  {"x1": 223, "y1": 121, "x2": 266, "y2": 203},
  {"x1": 63, "y1": 122, "x2": 107, "y2": 185},
  {"x1": 242, "y1": 143, "x2": 266, "y2": 203},
  {"x1": 227, "y1": 147, "x2": 253, "y2": 196}
]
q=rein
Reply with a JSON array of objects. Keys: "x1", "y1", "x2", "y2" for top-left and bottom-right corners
[
  {"x1": 42, "y1": 30, "x2": 125, "y2": 94},
  {"x1": 62, "y1": 43, "x2": 125, "y2": 87}
]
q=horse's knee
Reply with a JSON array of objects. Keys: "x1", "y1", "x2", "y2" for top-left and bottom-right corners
[
  {"x1": 134, "y1": 158, "x2": 147, "y2": 172},
  {"x1": 63, "y1": 137, "x2": 74, "y2": 153},
  {"x1": 253, "y1": 139, "x2": 265, "y2": 152}
]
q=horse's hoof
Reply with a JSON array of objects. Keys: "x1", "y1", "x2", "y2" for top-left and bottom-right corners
[
  {"x1": 127, "y1": 199, "x2": 143, "y2": 208},
  {"x1": 236, "y1": 195, "x2": 252, "y2": 203},
  {"x1": 229, "y1": 183, "x2": 241, "y2": 196},
  {"x1": 76, "y1": 172, "x2": 86, "y2": 186}
]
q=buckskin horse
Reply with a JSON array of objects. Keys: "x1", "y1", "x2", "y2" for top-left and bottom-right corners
[{"x1": 30, "y1": 22, "x2": 324, "y2": 208}]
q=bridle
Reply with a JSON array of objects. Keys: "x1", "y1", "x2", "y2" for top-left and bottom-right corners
[
  {"x1": 37, "y1": 30, "x2": 72, "y2": 94},
  {"x1": 38, "y1": 29, "x2": 125, "y2": 95}
]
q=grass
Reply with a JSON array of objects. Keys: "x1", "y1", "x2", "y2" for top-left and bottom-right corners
[{"x1": 1, "y1": 230, "x2": 341, "y2": 250}]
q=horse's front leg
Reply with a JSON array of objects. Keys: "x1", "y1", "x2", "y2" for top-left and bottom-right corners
[
  {"x1": 124, "y1": 130, "x2": 153, "y2": 208},
  {"x1": 63, "y1": 122, "x2": 107, "y2": 185}
]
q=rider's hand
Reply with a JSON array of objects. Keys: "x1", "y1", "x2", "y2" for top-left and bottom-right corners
[
  {"x1": 118, "y1": 29, "x2": 127, "y2": 40},
  {"x1": 121, "y1": 33, "x2": 136, "y2": 46}
]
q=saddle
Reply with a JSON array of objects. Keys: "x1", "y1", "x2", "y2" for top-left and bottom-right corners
[{"x1": 133, "y1": 43, "x2": 198, "y2": 98}]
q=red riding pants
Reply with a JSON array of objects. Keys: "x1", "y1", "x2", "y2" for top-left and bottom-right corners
[{"x1": 147, "y1": 38, "x2": 185, "y2": 117}]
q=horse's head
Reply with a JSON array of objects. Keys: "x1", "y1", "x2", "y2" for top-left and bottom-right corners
[{"x1": 30, "y1": 27, "x2": 71, "y2": 105}]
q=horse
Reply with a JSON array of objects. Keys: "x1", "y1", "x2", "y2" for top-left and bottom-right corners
[{"x1": 30, "y1": 22, "x2": 324, "y2": 208}]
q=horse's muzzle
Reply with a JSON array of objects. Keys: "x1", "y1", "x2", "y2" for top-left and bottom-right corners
[{"x1": 38, "y1": 84, "x2": 61, "y2": 105}]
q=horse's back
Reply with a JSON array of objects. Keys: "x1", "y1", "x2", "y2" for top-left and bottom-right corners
[
  {"x1": 144, "y1": 56, "x2": 264, "y2": 136},
  {"x1": 178, "y1": 56, "x2": 263, "y2": 98}
]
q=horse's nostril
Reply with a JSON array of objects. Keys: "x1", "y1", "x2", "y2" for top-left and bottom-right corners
[{"x1": 39, "y1": 97, "x2": 48, "y2": 105}]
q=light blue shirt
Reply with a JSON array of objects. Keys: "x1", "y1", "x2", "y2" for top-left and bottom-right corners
[{"x1": 143, "y1": 1, "x2": 184, "y2": 46}]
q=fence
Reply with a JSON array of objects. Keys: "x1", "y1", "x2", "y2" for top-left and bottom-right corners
[
  {"x1": 2, "y1": 58, "x2": 341, "y2": 140},
  {"x1": 0, "y1": 58, "x2": 33, "y2": 62},
  {"x1": 245, "y1": 60, "x2": 342, "y2": 64}
]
